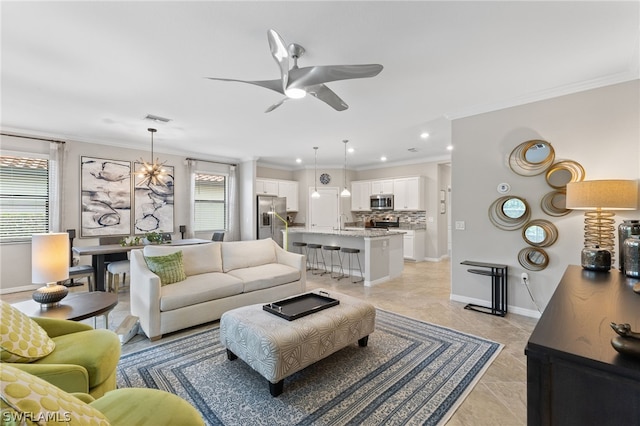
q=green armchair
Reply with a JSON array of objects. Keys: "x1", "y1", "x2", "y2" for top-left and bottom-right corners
[
  {"x1": 1, "y1": 302, "x2": 120, "y2": 398},
  {"x1": 1, "y1": 364, "x2": 205, "y2": 425}
]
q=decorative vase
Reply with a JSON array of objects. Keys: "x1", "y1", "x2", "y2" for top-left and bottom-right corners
[
  {"x1": 581, "y1": 247, "x2": 611, "y2": 272},
  {"x1": 32, "y1": 283, "x2": 68, "y2": 307},
  {"x1": 623, "y1": 235, "x2": 640, "y2": 278},
  {"x1": 619, "y1": 220, "x2": 640, "y2": 272}
]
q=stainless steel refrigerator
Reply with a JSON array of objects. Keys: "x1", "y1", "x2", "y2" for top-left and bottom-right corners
[{"x1": 257, "y1": 196, "x2": 287, "y2": 247}]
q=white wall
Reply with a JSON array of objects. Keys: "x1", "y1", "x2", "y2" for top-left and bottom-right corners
[{"x1": 451, "y1": 80, "x2": 640, "y2": 317}]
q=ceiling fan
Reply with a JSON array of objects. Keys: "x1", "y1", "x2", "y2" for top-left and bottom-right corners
[{"x1": 206, "y1": 29, "x2": 383, "y2": 112}]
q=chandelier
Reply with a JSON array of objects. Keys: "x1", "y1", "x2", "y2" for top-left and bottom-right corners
[{"x1": 136, "y1": 128, "x2": 168, "y2": 186}]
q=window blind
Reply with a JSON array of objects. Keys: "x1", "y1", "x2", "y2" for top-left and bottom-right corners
[
  {"x1": 0, "y1": 156, "x2": 49, "y2": 242},
  {"x1": 194, "y1": 173, "x2": 226, "y2": 231}
]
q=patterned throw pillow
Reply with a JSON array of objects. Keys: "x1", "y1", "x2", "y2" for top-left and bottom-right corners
[
  {"x1": 0, "y1": 364, "x2": 110, "y2": 425},
  {"x1": 0, "y1": 301, "x2": 56, "y2": 363},
  {"x1": 144, "y1": 250, "x2": 187, "y2": 286}
]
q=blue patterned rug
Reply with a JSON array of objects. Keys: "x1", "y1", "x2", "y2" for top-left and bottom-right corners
[{"x1": 117, "y1": 310, "x2": 502, "y2": 425}]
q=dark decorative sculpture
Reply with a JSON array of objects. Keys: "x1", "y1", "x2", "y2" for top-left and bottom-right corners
[{"x1": 610, "y1": 322, "x2": 640, "y2": 359}]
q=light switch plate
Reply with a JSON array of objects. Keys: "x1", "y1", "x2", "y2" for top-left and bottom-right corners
[{"x1": 455, "y1": 221, "x2": 466, "y2": 230}]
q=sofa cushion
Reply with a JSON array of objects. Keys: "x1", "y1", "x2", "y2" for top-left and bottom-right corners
[
  {"x1": 144, "y1": 251, "x2": 187, "y2": 286},
  {"x1": 227, "y1": 264, "x2": 301, "y2": 293},
  {"x1": 0, "y1": 301, "x2": 56, "y2": 363},
  {"x1": 143, "y1": 243, "x2": 223, "y2": 275},
  {"x1": 222, "y1": 239, "x2": 277, "y2": 272},
  {"x1": 0, "y1": 364, "x2": 110, "y2": 425},
  {"x1": 159, "y1": 273, "x2": 244, "y2": 312}
]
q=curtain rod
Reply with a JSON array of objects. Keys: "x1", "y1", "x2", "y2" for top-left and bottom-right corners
[
  {"x1": 1, "y1": 132, "x2": 66, "y2": 144},
  {"x1": 185, "y1": 157, "x2": 237, "y2": 167}
]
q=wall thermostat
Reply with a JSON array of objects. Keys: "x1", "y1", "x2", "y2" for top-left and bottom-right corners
[{"x1": 497, "y1": 183, "x2": 511, "y2": 194}]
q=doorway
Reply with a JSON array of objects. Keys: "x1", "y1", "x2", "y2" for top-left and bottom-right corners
[{"x1": 308, "y1": 187, "x2": 338, "y2": 231}]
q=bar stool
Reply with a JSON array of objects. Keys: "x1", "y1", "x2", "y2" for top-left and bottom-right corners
[
  {"x1": 322, "y1": 245, "x2": 342, "y2": 278},
  {"x1": 292, "y1": 242, "x2": 310, "y2": 270},
  {"x1": 340, "y1": 247, "x2": 364, "y2": 283},
  {"x1": 307, "y1": 244, "x2": 325, "y2": 275}
]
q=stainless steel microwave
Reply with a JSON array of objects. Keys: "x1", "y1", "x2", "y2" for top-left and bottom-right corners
[{"x1": 370, "y1": 194, "x2": 394, "y2": 210}]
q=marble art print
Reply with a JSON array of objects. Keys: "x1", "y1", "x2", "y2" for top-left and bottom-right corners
[
  {"x1": 133, "y1": 162, "x2": 174, "y2": 234},
  {"x1": 81, "y1": 157, "x2": 131, "y2": 237}
]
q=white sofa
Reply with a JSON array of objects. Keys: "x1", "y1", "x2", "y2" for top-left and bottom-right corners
[{"x1": 130, "y1": 238, "x2": 306, "y2": 340}]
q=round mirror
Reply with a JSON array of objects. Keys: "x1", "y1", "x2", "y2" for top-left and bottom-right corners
[
  {"x1": 509, "y1": 140, "x2": 555, "y2": 176},
  {"x1": 545, "y1": 160, "x2": 585, "y2": 189},
  {"x1": 502, "y1": 198, "x2": 527, "y2": 219},
  {"x1": 525, "y1": 225, "x2": 545, "y2": 244},
  {"x1": 489, "y1": 196, "x2": 531, "y2": 230},
  {"x1": 518, "y1": 247, "x2": 549, "y2": 271},
  {"x1": 541, "y1": 190, "x2": 570, "y2": 216},
  {"x1": 522, "y1": 219, "x2": 558, "y2": 247}
]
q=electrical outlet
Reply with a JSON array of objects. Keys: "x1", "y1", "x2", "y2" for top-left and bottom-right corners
[{"x1": 455, "y1": 221, "x2": 465, "y2": 230}]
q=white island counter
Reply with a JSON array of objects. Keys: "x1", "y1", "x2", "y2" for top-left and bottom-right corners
[{"x1": 287, "y1": 229, "x2": 405, "y2": 286}]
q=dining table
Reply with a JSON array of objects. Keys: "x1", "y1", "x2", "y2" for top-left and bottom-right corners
[{"x1": 72, "y1": 238, "x2": 211, "y2": 292}]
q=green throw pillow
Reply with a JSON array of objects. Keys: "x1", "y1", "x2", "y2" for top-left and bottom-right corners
[
  {"x1": 1, "y1": 301, "x2": 56, "y2": 363},
  {"x1": 144, "y1": 251, "x2": 187, "y2": 286}
]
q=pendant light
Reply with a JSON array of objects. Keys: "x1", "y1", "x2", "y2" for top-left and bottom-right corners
[
  {"x1": 340, "y1": 140, "x2": 351, "y2": 198},
  {"x1": 311, "y1": 147, "x2": 320, "y2": 199},
  {"x1": 136, "y1": 128, "x2": 168, "y2": 187}
]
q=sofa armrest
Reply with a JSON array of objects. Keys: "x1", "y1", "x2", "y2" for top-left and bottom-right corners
[
  {"x1": 274, "y1": 241, "x2": 305, "y2": 271},
  {"x1": 130, "y1": 249, "x2": 163, "y2": 340},
  {"x1": 8, "y1": 363, "x2": 89, "y2": 394},
  {"x1": 31, "y1": 317, "x2": 94, "y2": 337}
]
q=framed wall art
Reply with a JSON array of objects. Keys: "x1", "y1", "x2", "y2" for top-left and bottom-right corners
[
  {"x1": 80, "y1": 157, "x2": 132, "y2": 237},
  {"x1": 133, "y1": 162, "x2": 174, "y2": 234}
]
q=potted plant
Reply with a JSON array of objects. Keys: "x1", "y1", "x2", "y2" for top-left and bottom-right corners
[{"x1": 143, "y1": 231, "x2": 164, "y2": 245}]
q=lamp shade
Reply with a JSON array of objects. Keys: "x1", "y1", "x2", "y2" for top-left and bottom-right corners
[
  {"x1": 32, "y1": 233, "x2": 69, "y2": 284},
  {"x1": 566, "y1": 180, "x2": 638, "y2": 210}
]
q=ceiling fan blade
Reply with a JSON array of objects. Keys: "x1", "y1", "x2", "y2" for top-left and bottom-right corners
[
  {"x1": 287, "y1": 64, "x2": 383, "y2": 89},
  {"x1": 306, "y1": 84, "x2": 349, "y2": 111},
  {"x1": 265, "y1": 97, "x2": 289, "y2": 113},
  {"x1": 205, "y1": 77, "x2": 284, "y2": 94},
  {"x1": 267, "y1": 29, "x2": 289, "y2": 91}
]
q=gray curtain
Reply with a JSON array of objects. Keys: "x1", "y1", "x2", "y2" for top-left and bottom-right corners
[
  {"x1": 227, "y1": 165, "x2": 240, "y2": 241},
  {"x1": 186, "y1": 159, "x2": 197, "y2": 239},
  {"x1": 48, "y1": 141, "x2": 65, "y2": 232}
]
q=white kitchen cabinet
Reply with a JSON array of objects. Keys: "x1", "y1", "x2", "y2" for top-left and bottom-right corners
[
  {"x1": 351, "y1": 181, "x2": 371, "y2": 211},
  {"x1": 256, "y1": 179, "x2": 278, "y2": 195},
  {"x1": 393, "y1": 177, "x2": 425, "y2": 210},
  {"x1": 278, "y1": 180, "x2": 299, "y2": 212},
  {"x1": 402, "y1": 229, "x2": 425, "y2": 261},
  {"x1": 371, "y1": 179, "x2": 394, "y2": 194}
]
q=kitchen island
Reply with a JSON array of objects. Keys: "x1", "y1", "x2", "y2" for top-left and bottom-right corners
[{"x1": 287, "y1": 229, "x2": 404, "y2": 286}]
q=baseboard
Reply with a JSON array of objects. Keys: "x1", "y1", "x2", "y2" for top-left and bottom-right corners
[
  {"x1": 450, "y1": 294, "x2": 542, "y2": 319},
  {"x1": 0, "y1": 284, "x2": 39, "y2": 295}
]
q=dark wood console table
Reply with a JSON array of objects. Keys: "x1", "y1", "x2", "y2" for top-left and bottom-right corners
[
  {"x1": 460, "y1": 260, "x2": 507, "y2": 316},
  {"x1": 526, "y1": 265, "x2": 640, "y2": 425}
]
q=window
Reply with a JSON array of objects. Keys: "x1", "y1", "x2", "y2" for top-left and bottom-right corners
[
  {"x1": 0, "y1": 155, "x2": 49, "y2": 242},
  {"x1": 194, "y1": 173, "x2": 227, "y2": 231}
]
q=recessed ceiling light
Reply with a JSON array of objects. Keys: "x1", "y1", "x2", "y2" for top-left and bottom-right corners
[
  {"x1": 447, "y1": 145, "x2": 453, "y2": 151},
  {"x1": 420, "y1": 132, "x2": 429, "y2": 139},
  {"x1": 295, "y1": 158, "x2": 302, "y2": 163},
  {"x1": 380, "y1": 156, "x2": 387, "y2": 162},
  {"x1": 347, "y1": 147, "x2": 354, "y2": 153}
]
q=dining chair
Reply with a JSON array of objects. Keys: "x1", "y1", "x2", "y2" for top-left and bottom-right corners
[
  {"x1": 99, "y1": 236, "x2": 129, "y2": 293},
  {"x1": 67, "y1": 229, "x2": 95, "y2": 290},
  {"x1": 212, "y1": 232, "x2": 225, "y2": 242}
]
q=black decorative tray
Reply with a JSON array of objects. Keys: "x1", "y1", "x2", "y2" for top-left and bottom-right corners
[{"x1": 263, "y1": 291, "x2": 339, "y2": 321}]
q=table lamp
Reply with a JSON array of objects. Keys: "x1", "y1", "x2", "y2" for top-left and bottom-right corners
[
  {"x1": 31, "y1": 233, "x2": 70, "y2": 307},
  {"x1": 566, "y1": 179, "x2": 638, "y2": 267}
]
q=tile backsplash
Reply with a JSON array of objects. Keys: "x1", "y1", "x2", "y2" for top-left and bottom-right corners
[{"x1": 353, "y1": 211, "x2": 426, "y2": 226}]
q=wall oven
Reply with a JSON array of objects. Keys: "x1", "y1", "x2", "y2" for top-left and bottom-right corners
[{"x1": 370, "y1": 194, "x2": 394, "y2": 211}]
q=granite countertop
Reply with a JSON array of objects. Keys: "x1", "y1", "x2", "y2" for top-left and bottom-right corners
[{"x1": 288, "y1": 228, "x2": 406, "y2": 238}]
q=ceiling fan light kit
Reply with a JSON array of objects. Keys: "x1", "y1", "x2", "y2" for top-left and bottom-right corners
[{"x1": 206, "y1": 29, "x2": 383, "y2": 112}]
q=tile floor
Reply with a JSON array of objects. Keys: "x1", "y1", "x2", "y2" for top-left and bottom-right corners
[{"x1": 3, "y1": 259, "x2": 538, "y2": 425}]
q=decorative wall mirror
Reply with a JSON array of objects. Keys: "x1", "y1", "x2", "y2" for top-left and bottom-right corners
[
  {"x1": 509, "y1": 140, "x2": 555, "y2": 176},
  {"x1": 540, "y1": 190, "x2": 570, "y2": 216},
  {"x1": 545, "y1": 160, "x2": 585, "y2": 189},
  {"x1": 522, "y1": 219, "x2": 558, "y2": 247},
  {"x1": 489, "y1": 196, "x2": 531, "y2": 230},
  {"x1": 518, "y1": 247, "x2": 549, "y2": 271}
]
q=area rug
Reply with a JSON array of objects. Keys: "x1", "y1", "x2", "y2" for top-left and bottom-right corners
[{"x1": 117, "y1": 310, "x2": 502, "y2": 425}]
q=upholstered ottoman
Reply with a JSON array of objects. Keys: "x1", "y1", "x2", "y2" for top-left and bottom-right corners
[{"x1": 219, "y1": 289, "x2": 376, "y2": 396}]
